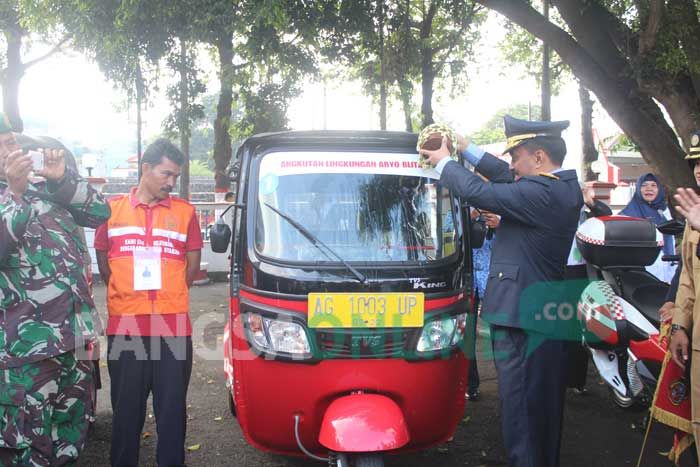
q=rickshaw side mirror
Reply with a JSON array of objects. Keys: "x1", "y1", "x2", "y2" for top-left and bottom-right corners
[
  {"x1": 209, "y1": 203, "x2": 243, "y2": 253},
  {"x1": 210, "y1": 222, "x2": 232, "y2": 253},
  {"x1": 463, "y1": 202, "x2": 486, "y2": 249},
  {"x1": 469, "y1": 219, "x2": 486, "y2": 249}
]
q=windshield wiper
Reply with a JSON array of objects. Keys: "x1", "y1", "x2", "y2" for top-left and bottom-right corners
[{"x1": 263, "y1": 203, "x2": 367, "y2": 284}]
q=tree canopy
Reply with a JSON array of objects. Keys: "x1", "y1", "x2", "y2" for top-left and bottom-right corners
[
  {"x1": 477, "y1": 0, "x2": 698, "y2": 192},
  {"x1": 0, "y1": 0, "x2": 68, "y2": 131},
  {"x1": 471, "y1": 103, "x2": 542, "y2": 145},
  {"x1": 5, "y1": 0, "x2": 700, "y2": 195}
]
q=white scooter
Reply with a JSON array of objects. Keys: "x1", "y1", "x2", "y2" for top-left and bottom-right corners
[{"x1": 576, "y1": 216, "x2": 683, "y2": 408}]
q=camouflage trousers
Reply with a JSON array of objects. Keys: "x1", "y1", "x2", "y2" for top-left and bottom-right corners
[{"x1": 0, "y1": 350, "x2": 95, "y2": 467}]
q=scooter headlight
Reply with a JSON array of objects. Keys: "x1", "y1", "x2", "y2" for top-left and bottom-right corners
[
  {"x1": 245, "y1": 313, "x2": 311, "y2": 355},
  {"x1": 417, "y1": 313, "x2": 467, "y2": 352}
]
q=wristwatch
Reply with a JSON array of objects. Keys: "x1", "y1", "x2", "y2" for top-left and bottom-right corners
[{"x1": 671, "y1": 324, "x2": 689, "y2": 336}]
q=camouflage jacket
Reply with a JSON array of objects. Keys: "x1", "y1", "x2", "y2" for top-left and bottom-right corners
[{"x1": 0, "y1": 169, "x2": 110, "y2": 368}]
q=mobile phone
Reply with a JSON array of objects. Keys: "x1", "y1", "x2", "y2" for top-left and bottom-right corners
[{"x1": 27, "y1": 150, "x2": 44, "y2": 171}]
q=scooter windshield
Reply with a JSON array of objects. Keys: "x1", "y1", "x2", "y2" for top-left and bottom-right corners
[{"x1": 255, "y1": 151, "x2": 459, "y2": 263}]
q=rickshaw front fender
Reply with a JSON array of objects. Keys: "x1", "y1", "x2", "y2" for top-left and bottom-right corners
[{"x1": 318, "y1": 393, "x2": 410, "y2": 452}]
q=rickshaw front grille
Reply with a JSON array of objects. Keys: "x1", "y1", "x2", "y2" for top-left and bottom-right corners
[{"x1": 315, "y1": 329, "x2": 417, "y2": 359}]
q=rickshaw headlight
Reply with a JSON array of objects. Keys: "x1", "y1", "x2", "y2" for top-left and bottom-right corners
[
  {"x1": 245, "y1": 313, "x2": 311, "y2": 355},
  {"x1": 267, "y1": 320, "x2": 311, "y2": 354},
  {"x1": 247, "y1": 313, "x2": 269, "y2": 350},
  {"x1": 416, "y1": 313, "x2": 467, "y2": 352}
]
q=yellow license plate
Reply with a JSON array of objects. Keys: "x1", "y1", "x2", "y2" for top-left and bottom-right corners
[{"x1": 307, "y1": 293, "x2": 424, "y2": 328}]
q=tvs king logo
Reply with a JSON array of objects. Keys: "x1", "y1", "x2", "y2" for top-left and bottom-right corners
[{"x1": 350, "y1": 335, "x2": 384, "y2": 353}]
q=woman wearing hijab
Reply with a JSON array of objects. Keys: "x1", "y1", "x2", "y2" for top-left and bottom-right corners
[{"x1": 620, "y1": 172, "x2": 677, "y2": 283}]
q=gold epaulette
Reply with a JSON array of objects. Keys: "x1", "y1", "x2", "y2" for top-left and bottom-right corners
[{"x1": 538, "y1": 172, "x2": 560, "y2": 180}]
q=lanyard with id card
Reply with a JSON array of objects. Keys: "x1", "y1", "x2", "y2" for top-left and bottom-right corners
[{"x1": 133, "y1": 247, "x2": 162, "y2": 291}]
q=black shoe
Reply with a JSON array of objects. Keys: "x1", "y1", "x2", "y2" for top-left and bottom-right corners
[{"x1": 466, "y1": 389, "x2": 479, "y2": 401}]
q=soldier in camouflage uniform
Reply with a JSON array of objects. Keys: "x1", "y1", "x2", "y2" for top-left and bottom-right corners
[{"x1": 0, "y1": 112, "x2": 110, "y2": 466}]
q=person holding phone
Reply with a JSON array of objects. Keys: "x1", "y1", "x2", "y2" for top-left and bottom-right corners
[{"x1": 0, "y1": 112, "x2": 110, "y2": 465}]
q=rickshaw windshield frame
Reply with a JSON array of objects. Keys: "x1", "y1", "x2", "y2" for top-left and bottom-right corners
[{"x1": 248, "y1": 150, "x2": 462, "y2": 267}]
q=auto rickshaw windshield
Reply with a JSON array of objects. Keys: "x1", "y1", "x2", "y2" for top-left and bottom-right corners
[{"x1": 254, "y1": 151, "x2": 460, "y2": 263}]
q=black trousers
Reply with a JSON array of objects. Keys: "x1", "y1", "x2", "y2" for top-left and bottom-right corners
[
  {"x1": 564, "y1": 264, "x2": 590, "y2": 389},
  {"x1": 468, "y1": 296, "x2": 481, "y2": 392},
  {"x1": 491, "y1": 325, "x2": 568, "y2": 467},
  {"x1": 107, "y1": 335, "x2": 193, "y2": 467}
]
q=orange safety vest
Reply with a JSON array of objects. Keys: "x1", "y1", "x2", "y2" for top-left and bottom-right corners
[{"x1": 104, "y1": 194, "x2": 194, "y2": 316}]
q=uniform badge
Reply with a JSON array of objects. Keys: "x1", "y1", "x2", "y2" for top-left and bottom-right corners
[
  {"x1": 669, "y1": 378, "x2": 689, "y2": 406},
  {"x1": 164, "y1": 216, "x2": 178, "y2": 230}
]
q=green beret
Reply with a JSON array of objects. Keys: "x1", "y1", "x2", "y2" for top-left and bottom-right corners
[{"x1": 0, "y1": 112, "x2": 12, "y2": 134}]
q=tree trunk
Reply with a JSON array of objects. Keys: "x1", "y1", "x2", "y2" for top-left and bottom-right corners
[
  {"x1": 213, "y1": 33, "x2": 234, "y2": 191},
  {"x1": 650, "y1": 77, "x2": 700, "y2": 150},
  {"x1": 419, "y1": 1, "x2": 438, "y2": 129},
  {"x1": 420, "y1": 52, "x2": 435, "y2": 128},
  {"x1": 667, "y1": 0, "x2": 700, "y2": 98},
  {"x1": 477, "y1": 0, "x2": 694, "y2": 194},
  {"x1": 578, "y1": 84, "x2": 597, "y2": 181},
  {"x1": 136, "y1": 61, "x2": 144, "y2": 181},
  {"x1": 541, "y1": 0, "x2": 551, "y2": 121},
  {"x1": 179, "y1": 38, "x2": 190, "y2": 200},
  {"x1": 554, "y1": 0, "x2": 693, "y2": 191},
  {"x1": 400, "y1": 0, "x2": 413, "y2": 132},
  {"x1": 378, "y1": 0, "x2": 387, "y2": 130},
  {"x1": 1, "y1": 7, "x2": 64, "y2": 134},
  {"x1": 1, "y1": 24, "x2": 25, "y2": 133},
  {"x1": 399, "y1": 80, "x2": 413, "y2": 132},
  {"x1": 379, "y1": 83, "x2": 387, "y2": 130}
]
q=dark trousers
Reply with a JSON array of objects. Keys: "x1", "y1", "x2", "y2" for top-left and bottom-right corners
[
  {"x1": 468, "y1": 297, "x2": 481, "y2": 392},
  {"x1": 564, "y1": 264, "x2": 590, "y2": 388},
  {"x1": 491, "y1": 325, "x2": 568, "y2": 467},
  {"x1": 107, "y1": 335, "x2": 193, "y2": 467},
  {"x1": 565, "y1": 341, "x2": 589, "y2": 389}
]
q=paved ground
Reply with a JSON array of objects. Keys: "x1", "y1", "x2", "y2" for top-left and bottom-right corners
[{"x1": 77, "y1": 282, "x2": 686, "y2": 466}]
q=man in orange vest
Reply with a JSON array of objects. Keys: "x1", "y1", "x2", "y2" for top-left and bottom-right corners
[{"x1": 94, "y1": 139, "x2": 203, "y2": 466}]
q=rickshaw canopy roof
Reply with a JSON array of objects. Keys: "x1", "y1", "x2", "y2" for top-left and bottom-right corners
[{"x1": 242, "y1": 130, "x2": 419, "y2": 155}]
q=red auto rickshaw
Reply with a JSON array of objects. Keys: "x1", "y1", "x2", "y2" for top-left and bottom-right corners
[{"x1": 210, "y1": 131, "x2": 477, "y2": 466}]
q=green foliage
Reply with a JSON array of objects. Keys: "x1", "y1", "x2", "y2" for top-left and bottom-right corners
[
  {"x1": 149, "y1": 92, "x2": 243, "y2": 165},
  {"x1": 189, "y1": 159, "x2": 214, "y2": 176},
  {"x1": 8, "y1": 0, "x2": 65, "y2": 42},
  {"x1": 162, "y1": 42, "x2": 207, "y2": 139},
  {"x1": 499, "y1": 1, "x2": 570, "y2": 94},
  {"x1": 631, "y1": 0, "x2": 696, "y2": 82},
  {"x1": 423, "y1": 0, "x2": 486, "y2": 96},
  {"x1": 609, "y1": 134, "x2": 639, "y2": 152},
  {"x1": 225, "y1": 0, "x2": 319, "y2": 139},
  {"x1": 319, "y1": 0, "x2": 486, "y2": 125},
  {"x1": 231, "y1": 81, "x2": 298, "y2": 139},
  {"x1": 25, "y1": 0, "x2": 319, "y2": 182},
  {"x1": 27, "y1": 0, "x2": 173, "y2": 102},
  {"x1": 471, "y1": 103, "x2": 542, "y2": 145},
  {"x1": 190, "y1": 93, "x2": 243, "y2": 164}
]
